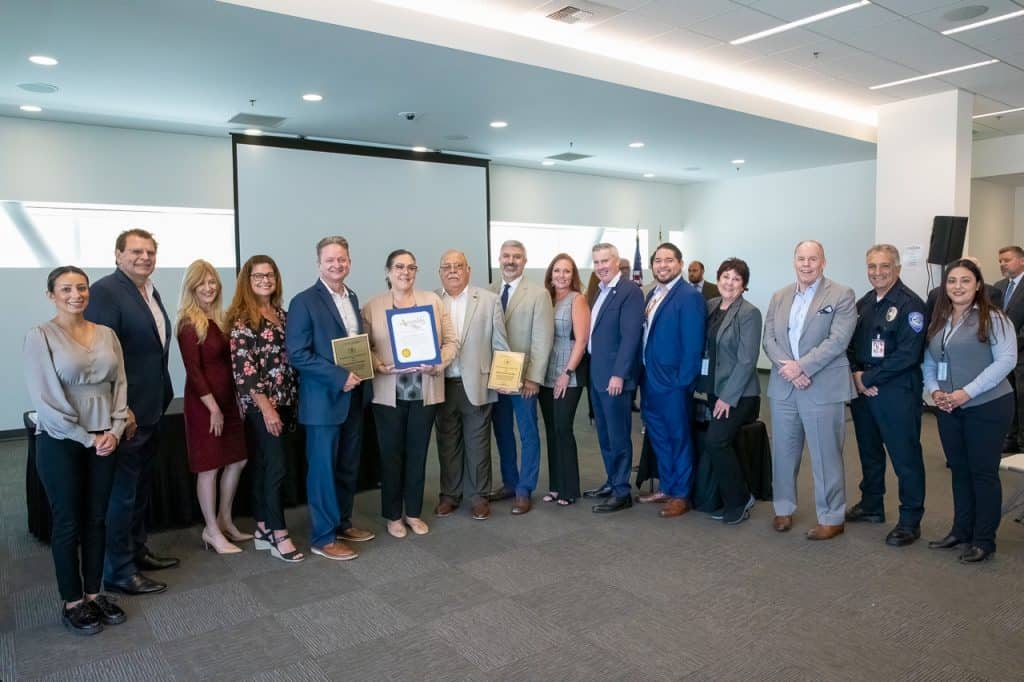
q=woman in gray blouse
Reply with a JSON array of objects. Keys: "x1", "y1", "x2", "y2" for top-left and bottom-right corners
[
  {"x1": 923, "y1": 259, "x2": 1015, "y2": 563},
  {"x1": 23, "y1": 266, "x2": 129, "y2": 635}
]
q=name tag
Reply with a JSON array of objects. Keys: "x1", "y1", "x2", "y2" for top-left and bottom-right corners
[
  {"x1": 937, "y1": 361, "x2": 949, "y2": 381},
  {"x1": 871, "y1": 338, "x2": 885, "y2": 359},
  {"x1": 700, "y1": 357, "x2": 710, "y2": 376}
]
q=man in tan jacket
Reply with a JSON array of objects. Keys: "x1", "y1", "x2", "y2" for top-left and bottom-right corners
[{"x1": 490, "y1": 240, "x2": 554, "y2": 514}]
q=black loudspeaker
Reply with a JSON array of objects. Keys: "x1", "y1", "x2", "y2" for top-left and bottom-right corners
[{"x1": 927, "y1": 216, "x2": 968, "y2": 265}]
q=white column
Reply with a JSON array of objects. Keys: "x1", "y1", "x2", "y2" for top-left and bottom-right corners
[{"x1": 875, "y1": 90, "x2": 973, "y2": 297}]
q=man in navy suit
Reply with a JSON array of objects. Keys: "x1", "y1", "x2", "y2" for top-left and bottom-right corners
[
  {"x1": 286, "y1": 236, "x2": 375, "y2": 561},
  {"x1": 584, "y1": 243, "x2": 645, "y2": 513},
  {"x1": 641, "y1": 244, "x2": 706, "y2": 518},
  {"x1": 85, "y1": 228, "x2": 176, "y2": 595}
]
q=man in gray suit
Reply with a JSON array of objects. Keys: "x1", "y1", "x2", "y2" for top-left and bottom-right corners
[
  {"x1": 490, "y1": 240, "x2": 554, "y2": 515},
  {"x1": 434, "y1": 250, "x2": 509, "y2": 521},
  {"x1": 763, "y1": 240, "x2": 857, "y2": 540}
]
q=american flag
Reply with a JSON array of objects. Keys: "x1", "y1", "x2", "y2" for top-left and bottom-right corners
[{"x1": 631, "y1": 228, "x2": 643, "y2": 285}]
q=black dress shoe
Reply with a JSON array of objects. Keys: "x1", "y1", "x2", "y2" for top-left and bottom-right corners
[
  {"x1": 927, "y1": 534, "x2": 965, "y2": 550},
  {"x1": 87, "y1": 595, "x2": 127, "y2": 625},
  {"x1": 136, "y1": 552, "x2": 180, "y2": 571},
  {"x1": 1002, "y1": 439, "x2": 1019, "y2": 454},
  {"x1": 885, "y1": 526, "x2": 920, "y2": 547},
  {"x1": 958, "y1": 545, "x2": 994, "y2": 563},
  {"x1": 106, "y1": 573, "x2": 167, "y2": 595},
  {"x1": 62, "y1": 602, "x2": 103, "y2": 636},
  {"x1": 583, "y1": 484, "x2": 613, "y2": 499},
  {"x1": 592, "y1": 495, "x2": 633, "y2": 513},
  {"x1": 845, "y1": 503, "x2": 885, "y2": 524}
]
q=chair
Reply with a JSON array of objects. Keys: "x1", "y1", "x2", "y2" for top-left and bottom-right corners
[{"x1": 1001, "y1": 453, "x2": 1024, "y2": 523}]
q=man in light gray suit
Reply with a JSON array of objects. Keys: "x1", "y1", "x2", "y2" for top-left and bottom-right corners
[
  {"x1": 490, "y1": 240, "x2": 554, "y2": 515},
  {"x1": 434, "y1": 250, "x2": 509, "y2": 521},
  {"x1": 763, "y1": 240, "x2": 857, "y2": 540}
]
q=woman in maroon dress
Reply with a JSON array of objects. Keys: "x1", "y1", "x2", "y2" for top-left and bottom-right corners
[{"x1": 177, "y1": 260, "x2": 249, "y2": 554}]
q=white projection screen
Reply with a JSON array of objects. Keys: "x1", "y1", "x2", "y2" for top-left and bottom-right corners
[{"x1": 234, "y1": 136, "x2": 490, "y2": 304}]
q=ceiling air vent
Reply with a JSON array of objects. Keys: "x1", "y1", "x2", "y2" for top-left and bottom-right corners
[
  {"x1": 546, "y1": 152, "x2": 592, "y2": 162},
  {"x1": 547, "y1": 6, "x2": 593, "y2": 24},
  {"x1": 228, "y1": 113, "x2": 286, "y2": 128},
  {"x1": 543, "y1": 1, "x2": 620, "y2": 25}
]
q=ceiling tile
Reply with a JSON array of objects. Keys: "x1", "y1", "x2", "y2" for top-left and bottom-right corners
[
  {"x1": 748, "y1": 0, "x2": 876, "y2": 22},
  {"x1": 834, "y1": 17, "x2": 993, "y2": 71},
  {"x1": 487, "y1": 0, "x2": 554, "y2": 12},
  {"x1": 636, "y1": 0, "x2": 740, "y2": 27},
  {"x1": 974, "y1": 94, "x2": 1019, "y2": 113},
  {"x1": 765, "y1": 38, "x2": 866, "y2": 68},
  {"x1": 687, "y1": 6, "x2": 784, "y2": 39},
  {"x1": 869, "y1": 0, "x2": 961, "y2": 14},
  {"x1": 587, "y1": 11, "x2": 676, "y2": 41},
  {"x1": 957, "y1": 32, "x2": 1024, "y2": 61},
  {"x1": 803, "y1": 3, "x2": 904, "y2": 37},
  {"x1": 937, "y1": 60, "x2": 1021, "y2": 89},
  {"x1": 646, "y1": 27, "x2": 724, "y2": 53},
  {"x1": 693, "y1": 41, "x2": 765, "y2": 67},
  {"x1": 907, "y1": 0, "x2": 1023, "y2": 31},
  {"x1": 811, "y1": 51, "x2": 921, "y2": 85}
]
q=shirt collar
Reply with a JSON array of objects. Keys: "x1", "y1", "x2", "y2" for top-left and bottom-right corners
[
  {"x1": 502, "y1": 275, "x2": 523, "y2": 289},
  {"x1": 319, "y1": 277, "x2": 349, "y2": 298},
  {"x1": 796, "y1": 277, "x2": 822, "y2": 296},
  {"x1": 600, "y1": 273, "x2": 622, "y2": 292},
  {"x1": 442, "y1": 287, "x2": 469, "y2": 301},
  {"x1": 658, "y1": 275, "x2": 681, "y2": 294}
]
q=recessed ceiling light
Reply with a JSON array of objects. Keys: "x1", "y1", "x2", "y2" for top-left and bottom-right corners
[
  {"x1": 942, "y1": 8, "x2": 1024, "y2": 35},
  {"x1": 18, "y1": 82, "x2": 59, "y2": 94},
  {"x1": 302, "y1": 93, "x2": 323, "y2": 102},
  {"x1": 244, "y1": 128, "x2": 262, "y2": 135},
  {"x1": 20, "y1": 104, "x2": 43, "y2": 113},
  {"x1": 28, "y1": 55, "x2": 58, "y2": 66},
  {"x1": 643, "y1": 173, "x2": 656, "y2": 178},
  {"x1": 629, "y1": 141, "x2": 645, "y2": 148},
  {"x1": 412, "y1": 146, "x2": 429, "y2": 152},
  {"x1": 541, "y1": 160, "x2": 556, "y2": 166},
  {"x1": 730, "y1": 1, "x2": 870, "y2": 45},
  {"x1": 489, "y1": 120, "x2": 508, "y2": 128},
  {"x1": 684, "y1": 166, "x2": 701, "y2": 171},
  {"x1": 973, "y1": 106, "x2": 1024, "y2": 119},
  {"x1": 731, "y1": 159, "x2": 745, "y2": 165},
  {"x1": 869, "y1": 59, "x2": 999, "y2": 90}
]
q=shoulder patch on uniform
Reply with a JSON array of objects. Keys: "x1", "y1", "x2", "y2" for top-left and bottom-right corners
[{"x1": 908, "y1": 312, "x2": 924, "y2": 333}]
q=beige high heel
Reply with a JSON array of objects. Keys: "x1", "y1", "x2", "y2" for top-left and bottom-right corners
[{"x1": 201, "y1": 528, "x2": 242, "y2": 554}]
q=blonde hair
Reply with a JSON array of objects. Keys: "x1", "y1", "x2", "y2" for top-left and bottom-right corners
[{"x1": 177, "y1": 259, "x2": 225, "y2": 343}]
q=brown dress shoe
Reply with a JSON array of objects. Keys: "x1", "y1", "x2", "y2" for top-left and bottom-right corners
[
  {"x1": 658, "y1": 498, "x2": 690, "y2": 518},
  {"x1": 337, "y1": 527, "x2": 375, "y2": 542},
  {"x1": 434, "y1": 497, "x2": 459, "y2": 517},
  {"x1": 637, "y1": 491, "x2": 668, "y2": 504},
  {"x1": 773, "y1": 515, "x2": 793, "y2": 532},
  {"x1": 471, "y1": 500, "x2": 490, "y2": 520},
  {"x1": 511, "y1": 496, "x2": 532, "y2": 515},
  {"x1": 806, "y1": 523, "x2": 845, "y2": 541},
  {"x1": 311, "y1": 541, "x2": 358, "y2": 561}
]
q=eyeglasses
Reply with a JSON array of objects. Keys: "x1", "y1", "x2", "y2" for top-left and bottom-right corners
[
  {"x1": 439, "y1": 263, "x2": 467, "y2": 272},
  {"x1": 391, "y1": 264, "x2": 419, "y2": 273},
  {"x1": 250, "y1": 272, "x2": 276, "y2": 282}
]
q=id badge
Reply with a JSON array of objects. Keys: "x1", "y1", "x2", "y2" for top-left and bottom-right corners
[
  {"x1": 871, "y1": 337, "x2": 885, "y2": 359},
  {"x1": 937, "y1": 361, "x2": 949, "y2": 381},
  {"x1": 700, "y1": 357, "x2": 710, "y2": 376}
]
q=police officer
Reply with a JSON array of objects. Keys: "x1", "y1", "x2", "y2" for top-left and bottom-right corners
[{"x1": 846, "y1": 244, "x2": 927, "y2": 546}]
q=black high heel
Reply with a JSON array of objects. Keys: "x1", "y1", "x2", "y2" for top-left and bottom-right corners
[
  {"x1": 253, "y1": 527, "x2": 272, "y2": 551},
  {"x1": 268, "y1": 532, "x2": 305, "y2": 563}
]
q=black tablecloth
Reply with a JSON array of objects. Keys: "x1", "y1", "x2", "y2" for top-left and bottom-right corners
[{"x1": 25, "y1": 400, "x2": 381, "y2": 543}]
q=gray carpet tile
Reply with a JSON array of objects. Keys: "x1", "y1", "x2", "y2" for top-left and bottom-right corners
[
  {"x1": 12, "y1": 584, "x2": 61, "y2": 631},
  {"x1": 13, "y1": 613, "x2": 158, "y2": 679},
  {"x1": 158, "y1": 615, "x2": 306, "y2": 681},
  {"x1": 39, "y1": 645, "x2": 175, "y2": 682},
  {"x1": 242, "y1": 555, "x2": 365, "y2": 613},
  {"x1": 244, "y1": 658, "x2": 331, "y2": 682},
  {"x1": 487, "y1": 638, "x2": 641, "y2": 682},
  {"x1": 340, "y1": 541, "x2": 449, "y2": 587},
  {"x1": 430, "y1": 597, "x2": 571, "y2": 672},
  {"x1": 369, "y1": 567, "x2": 504, "y2": 622},
  {"x1": 511, "y1": 575, "x2": 653, "y2": 632},
  {"x1": 0, "y1": 596, "x2": 13, "y2": 633},
  {"x1": 319, "y1": 627, "x2": 484, "y2": 682},
  {"x1": 143, "y1": 580, "x2": 268, "y2": 642},
  {"x1": 276, "y1": 589, "x2": 414, "y2": 657},
  {"x1": 0, "y1": 631, "x2": 13, "y2": 682},
  {"x1": 414, "y1": 522, "x2": 524, "y2": 565},
  {"x1": 583, "y1": 610, "x2": 715, "y2": 680},
  {"x1": 459, "y1": 544, "x2": 580, "y2": 596}
]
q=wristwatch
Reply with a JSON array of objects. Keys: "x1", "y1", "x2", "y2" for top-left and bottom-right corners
[{"x1": 564, "y1": 368, "x2": 574, "y2": 377}]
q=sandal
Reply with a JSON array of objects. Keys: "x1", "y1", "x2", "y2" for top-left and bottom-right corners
[
  {"x1": 253, "y1": 527, "x2": 272, "y2": 551},
  {"x1": 556, "y1": 498, "x2": 575, "y2": 506},
  {"x1": 542, "y1": 492, "x2": 559, "y2": 503},
  {"x1": 268, "y1": 532, "x2": 305, "y2": 563}
]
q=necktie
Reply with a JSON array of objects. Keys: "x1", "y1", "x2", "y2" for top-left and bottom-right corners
[
  {"x1": 1007, "y1": 279, "x2": 1017, "y2": 304},
  {"x1": 693, "y1": 282, "x2": 700, "y2": 290},
  {"x1": 501, "y1": 283, "x2": 510, "y2": 311}
]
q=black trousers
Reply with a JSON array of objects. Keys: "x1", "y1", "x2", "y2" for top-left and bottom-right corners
[
  {"x1": 1010, "y1": 366, "x2": 1024, "y2": 449},
  {"x1": 538, "y1": 385, "x2": 582, "y2": 500},
  {"x1": 935, "y1": 393, "x2": 1013, "y2": 552},
  {"x1": 374, "y1": 400, "x2": 437, "y2": 520},
  {"x1": 104, "y1": 424, "x2": 160, "y2": 583},
  {"x1": 36, "y1": 433, "x2": 117, "y2": 602},
  {"x1": 245, "y1": 408, "x2": 290, "y2": 530},
  {"x1": 705, "y1": 395, "x2": 759, "y2": 516}
]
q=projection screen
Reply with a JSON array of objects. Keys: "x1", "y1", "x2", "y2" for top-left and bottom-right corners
[{"x1": 234, "y1": 136, "x2": 490, "y2": 303}]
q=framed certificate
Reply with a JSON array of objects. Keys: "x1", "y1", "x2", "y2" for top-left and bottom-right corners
[
  {"x1": 386, "y1": 305, "x2": 441, "y2": 369},
  {"x1": 331, "y1": 333, "x2": 374, "y2": 380},
  {"x1": 488, "y1": 351, "x2": 525, "y2": 392}
]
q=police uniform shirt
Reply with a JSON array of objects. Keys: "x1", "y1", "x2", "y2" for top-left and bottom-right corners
[{"x1": 848, "y1": 278, "x2": 927, "y2": 390}]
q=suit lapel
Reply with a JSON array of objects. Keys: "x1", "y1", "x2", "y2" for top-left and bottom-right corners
[
  {"x1": 116, "y1": 270, "x2": 164, "y2": 346},
  {"x1": 776, "y1": 285, "x2": 797, "y2": 359},
  {"x1": 715, "y1": 297, "x2": 742, "y2": 344},
  {"x1": 647, "y1": 281, "x2": 680, "y2": 335},
  {"x1": 593, "y1": 280, "x2": 620, "y2": 330},
  {"x1": 504, "y1": 279, "x2": 527, "y2": 318},
  {"x1": 462, "y1": 288, "x2": 479, "y2": 344},
  {"x1": 800, "y1": 278, "x2": 829, "y2": 339},
  {"x1": 314, "y1": 281, "x2": 347, "y2": 334}
]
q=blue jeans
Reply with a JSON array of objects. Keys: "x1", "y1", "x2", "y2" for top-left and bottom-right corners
[{"x1": 493, "y1": 393, "x2": 541, "y2": 496}]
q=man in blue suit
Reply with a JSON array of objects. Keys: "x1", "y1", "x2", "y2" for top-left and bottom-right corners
[
  {"x1": 641, "y1": 243, "x2": 706, "y2": 518},
  {"x1": 286, "y1": 236, "x2": 374, "y2": 561},
  {"x1": 85, "y1": 228, "x2": 176, "y2": 595},
  {"x1": 585, "y1": 243, "x2": 645, "y2": 513}
]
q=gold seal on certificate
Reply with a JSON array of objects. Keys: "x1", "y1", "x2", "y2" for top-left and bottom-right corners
[
  {"x1": 488, "y1": 351, "x2": 525, "y2": 392},
  {"x1": 386, "y1": 305, "x2": 441, "y2": 368},
  {"x1": 331, "y1": 333, "x2": 375, "y2": 379}
]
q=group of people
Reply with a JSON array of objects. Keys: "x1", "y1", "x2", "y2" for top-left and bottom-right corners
[{"x1": 23, "y1": 228, "x2": 1020, "y2": 636}]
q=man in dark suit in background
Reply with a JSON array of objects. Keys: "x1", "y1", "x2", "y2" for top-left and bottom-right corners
[
  {"x1": 286, "y1": 236, "x2": 374, "y2": 561},
  {"x1": 995, "y1": 245, "x2": 1024, "y2": 452},
  {"x1": 640, "y1": 243, "x2": 705, "y2": 518},
  {"x1": 585, "y1": 243, "x2": 644, "y2": 513},
  {"x1": 85, "y1": 228, "x2": 176, "y2": 595},
  {"x1": 688, "y1": 260, "x2": 720, "y2": 300}
]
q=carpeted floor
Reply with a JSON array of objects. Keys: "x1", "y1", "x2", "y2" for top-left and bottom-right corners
[{"x1": 2, "y1": 394, "x2": 1023, "y2": 681}]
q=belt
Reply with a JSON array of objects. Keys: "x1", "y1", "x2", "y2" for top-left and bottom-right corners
[{"x1": 445, "y1": 377, "x2": 463, "y2": 383}]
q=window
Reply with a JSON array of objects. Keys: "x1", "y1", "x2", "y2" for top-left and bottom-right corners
[
  {"x1": 490, "y1": 221, "x2": 649, "y2": 270},
  {"x1": 0, "y1": 201, "x2": 235, "y2": 268}
]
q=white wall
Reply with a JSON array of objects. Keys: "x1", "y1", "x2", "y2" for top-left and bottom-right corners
[
  {"x1": 968, "y1": 180, "x2": 1016, "y2": 284},
  {"x1": 974, "y1": 133, "x2": 1024, "y2": 179},
  {"x1": 1017, "y1": 188, "x2": 1024, "y2": 245}
]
